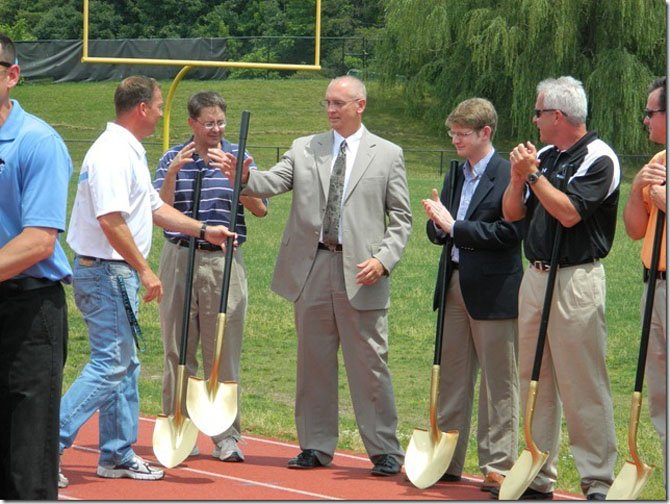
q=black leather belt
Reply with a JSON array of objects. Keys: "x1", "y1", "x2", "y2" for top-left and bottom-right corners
[
  {"x1": 0, "y1": 277, "x2": 60, "y2": 293},
  {"x1": 168, "y1": 237, "x2": 222, "y2": 252},
  {"x1": 530, "y1": 258, "x2": 599, "y2": 272},
  {"x1": 318, "y1": 242, "x2": 343, "y2": 252},
  {"x1": 644, "y1": 268, "x2": 667, "y2": 282}
]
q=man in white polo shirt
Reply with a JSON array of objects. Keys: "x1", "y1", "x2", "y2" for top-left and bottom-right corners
[{"x1": 59, "y1": 76, "x2": 234, "y2": 486}]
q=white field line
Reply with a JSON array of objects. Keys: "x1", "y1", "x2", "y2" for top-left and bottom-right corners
[
  {"x1": 137, "y1": 416, "x2": 584, "y2": 501},
  {"x1": 71, "y1": 442, "x2": 342, "y2": 500}
]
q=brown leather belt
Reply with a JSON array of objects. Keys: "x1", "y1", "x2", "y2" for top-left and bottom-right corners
[{"x1": 530, "y1": 258, "x2": 599, "y2": 272}]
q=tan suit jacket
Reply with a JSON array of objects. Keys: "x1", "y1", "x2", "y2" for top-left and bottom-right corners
[{"x1": 244, "y1": 126, "x2": 412, "y2": 310}]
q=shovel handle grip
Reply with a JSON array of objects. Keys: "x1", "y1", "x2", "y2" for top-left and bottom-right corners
[
  {"x1": 219, "y1": 111, "x2": 251, "y2": 313},
  {"x1": 529, "y1": 162, "x2": 573, "y2": 381},
  {"x1": 433, "y1": 160, "x2": 459, "y2": 364},
  {"x1": 178, "y1": 168, "x2": 204, "y2": 366},
  {"x1": 633, "y1": 210, "x2": 665, "y2": 393}
]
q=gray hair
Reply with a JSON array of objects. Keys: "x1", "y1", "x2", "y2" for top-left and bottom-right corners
[
  {"x1": 537, "y1": 76, "x2": 588, "y2": 125},
  {"x1": 329, "y1": 75, "x2": 367, "y2": 100}
]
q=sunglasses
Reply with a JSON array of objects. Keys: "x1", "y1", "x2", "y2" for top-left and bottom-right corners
[
  {"x1": 0, "y1": 61, "x2": 12, "y2": 68},
  {"x1": 644, "y1": 108, "x2": 666, "y2": 119},
  {"x1": 534, "y1": 109, "x2": 566, "y2": 118}
]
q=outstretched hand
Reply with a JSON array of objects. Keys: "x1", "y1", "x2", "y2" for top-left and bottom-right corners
[{"x1": 209, "y1": 149, "x2": 254, "y2": 185}]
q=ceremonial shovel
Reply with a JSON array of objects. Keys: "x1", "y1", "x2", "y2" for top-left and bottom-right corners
[
  {"x1": 186, "y1": 111, "x2": 250, "y2": 437},
  {"x1": 152, "y1": 168, "x2": 204, "y2": 468},
  {"x1": 606, "y1": 210, "x2": 664, "y2": 500},
  {"x1": 499, "y1": 162, "x2": 572, "y2": 500},
  {"x1": 405, "y1": 160, "x2": 460, "y2": 489}
]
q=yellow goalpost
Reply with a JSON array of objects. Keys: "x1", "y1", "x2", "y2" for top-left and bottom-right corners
[{"x1": 81, "y1": 0, "x2": 322, "y2": 150}]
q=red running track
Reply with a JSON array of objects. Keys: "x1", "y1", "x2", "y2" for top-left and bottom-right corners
[{"x1": 58, "y1": 414, "x2": 583, "y2": 501}]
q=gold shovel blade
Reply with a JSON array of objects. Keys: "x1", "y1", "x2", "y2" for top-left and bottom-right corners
[
  {"x1": 405, "y1": 427, "x2": 459, "y2": 489},
  {"x1": 186, "y1": 376, "x2": 238, "y2": 437},
  {"x1": 152, "y1": 414, "x2": 199, "y2": 469},
  {"x1": 606, "y1": 461, "x2": 654, "y2": 500},
  {"x1": 498, "y1": 447, "x2": 549, "y2": 500}
]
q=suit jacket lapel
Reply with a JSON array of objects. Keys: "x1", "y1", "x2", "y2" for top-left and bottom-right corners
[
  {"x1": 343, "y1": 130, "x2": 375, "y2": 204},
  {"x1": 464, "y1": 155, "x2": 497, "y2": 220},
  {"x1": 315, "y1": 133, "x2": 334, "y2": 200}
]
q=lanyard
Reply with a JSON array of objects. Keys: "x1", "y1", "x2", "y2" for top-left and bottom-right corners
[{"x1": 116, "y1": 275, "x2": 145, "y2": 352}]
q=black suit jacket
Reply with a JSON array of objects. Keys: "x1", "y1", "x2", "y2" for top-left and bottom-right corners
[{"x1": 427, "y1": 152, "x2": 523, "y2": 320}]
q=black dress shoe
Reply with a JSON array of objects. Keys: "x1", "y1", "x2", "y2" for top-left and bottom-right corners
[
  {"x1": 371, "y1": 455, "x2": 401, "y2": 476},
  {"x1": 440, "y1": 472, "x2": 462, "y2": 482},
  {"x1": 586, "y1": 493, "x2": 606, "y2": 500},
  {"x1": 287, "y1": 449, "x2": 323, "y2": 469},
  {"x1": 490, "y1": 486, "x2": 554, "y2": 500}
]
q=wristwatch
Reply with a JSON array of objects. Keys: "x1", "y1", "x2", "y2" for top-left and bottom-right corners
[
  {"x1": 527, "y1": 170, "x2": 542, "y2": 185},
  {"x1": 199, "y1": 223, "x2": 207, "y2": 240}
]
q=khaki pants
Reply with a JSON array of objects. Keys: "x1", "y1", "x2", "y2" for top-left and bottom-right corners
[
  {"x1": 158, "y1": 241, "x2": 247, "y2": 443},
  {"x1": 437, "y1": 271, "x2": 519, "y2": 477},
  {"x1": 518, "y1": 262, "x2": 617, "y2": 496},
  {"x1": 643, "y1": 278, "x2": 666, "y2": 471}
]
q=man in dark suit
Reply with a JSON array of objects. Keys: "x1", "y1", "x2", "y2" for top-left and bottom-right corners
[
  {"x1": 218, "y1": 75, "x2": 412, "y2": 476},
  {"x1": 423, "y1": 98, "x2": 522, "y2": 493}
]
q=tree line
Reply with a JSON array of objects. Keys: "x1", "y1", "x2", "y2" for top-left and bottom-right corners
[{"x1": 1, "y1": 0, "x2": 665, "y2": 152}]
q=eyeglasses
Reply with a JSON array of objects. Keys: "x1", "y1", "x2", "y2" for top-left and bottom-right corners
[
  {"x1": 447, "y1": 130, "x2": 476, "y2": 139},
  {"x1": 0, "y1": 61, "x2": 12, "y2": 68},
  {"x1": 644, "y1": 108, "x2": 666, "y2": 119},
  {"x1": 320, "y1": 99, "x2": 360, "y2": 109},
  {"x1": 194, "y1": 119, "x2": 226, "y2": 130},
  {"x1": 534, "y1": 109, "x2": 566, "y2": 118}
]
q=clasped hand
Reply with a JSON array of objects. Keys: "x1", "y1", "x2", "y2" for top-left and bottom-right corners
[
  {"x1": 422, "y1": 188, "x2": 454, "y2": 234},
  {"x1": 509, "y1": 141, "x2": 540, "y2": 183}
]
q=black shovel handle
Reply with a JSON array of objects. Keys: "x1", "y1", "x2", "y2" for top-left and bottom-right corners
[
  {"x1": 178, "y1": 168, "x2": 205, "y2": 365},
  {"x1": 529, "y1": 162, "x2": 573, "y2": 381},
  {"x1": 633, "y1": 209, "x2": 665, "y2": 392},
  {"x1": 433, "y1": 160, "x2": 460, "y2": 364},
  {"x1": 219, "y1": 111, "x2": 251, "y2": 313}
]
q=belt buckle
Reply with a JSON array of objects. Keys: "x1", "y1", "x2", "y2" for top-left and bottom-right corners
[
  {"x1": 79, "y1": 257, "x2": 94, "y2": 267},
  {"x1": 533, "y1": 261, "x2": 550, "y2": 272}
]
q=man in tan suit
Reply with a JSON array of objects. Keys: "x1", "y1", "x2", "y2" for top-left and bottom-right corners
[{"x1": 218, "y1": 75, "x2": 412, "y2": 476}]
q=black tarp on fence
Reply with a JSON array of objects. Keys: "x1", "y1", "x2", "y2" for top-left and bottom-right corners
[{"x1": 16, "y1": 38, "x2": 233, "y2": 82}]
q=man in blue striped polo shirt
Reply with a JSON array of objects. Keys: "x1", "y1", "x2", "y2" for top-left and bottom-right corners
[{"x1": 154, "y1": 91, "x2": 266, "y2": 463}]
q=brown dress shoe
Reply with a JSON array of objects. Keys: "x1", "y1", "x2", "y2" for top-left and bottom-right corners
[{"x1": 480, "y1": 471, "x2": 505, "y2": 492}]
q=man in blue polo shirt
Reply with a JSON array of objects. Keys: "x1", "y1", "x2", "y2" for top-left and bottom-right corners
[
  {"x1": 154, "y1": 91, "x2": 266, "y2": 462},
  {"x1": 0, "y1": 32, "x2": 73, "y2": 499}
]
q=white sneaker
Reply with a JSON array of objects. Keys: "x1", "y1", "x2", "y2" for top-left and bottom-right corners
[
  {"x1": 96, "y1": 455, "x2": 164, "y2": 480},
  {"x1": 212, "y1": 437, "x2": 244, "y2": 462},
  {"x1": 58, "y1": 458, "x2": 69, "y2": 488}
]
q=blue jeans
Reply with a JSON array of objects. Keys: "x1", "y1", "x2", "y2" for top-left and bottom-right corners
[{"x1": 59, "y1": 257, "x2": 141, "y2": 466}]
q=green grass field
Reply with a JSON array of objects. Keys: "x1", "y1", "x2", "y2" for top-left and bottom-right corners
[{"x1": 14, "y1": 77, "x2": 665, "y2": 499}]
